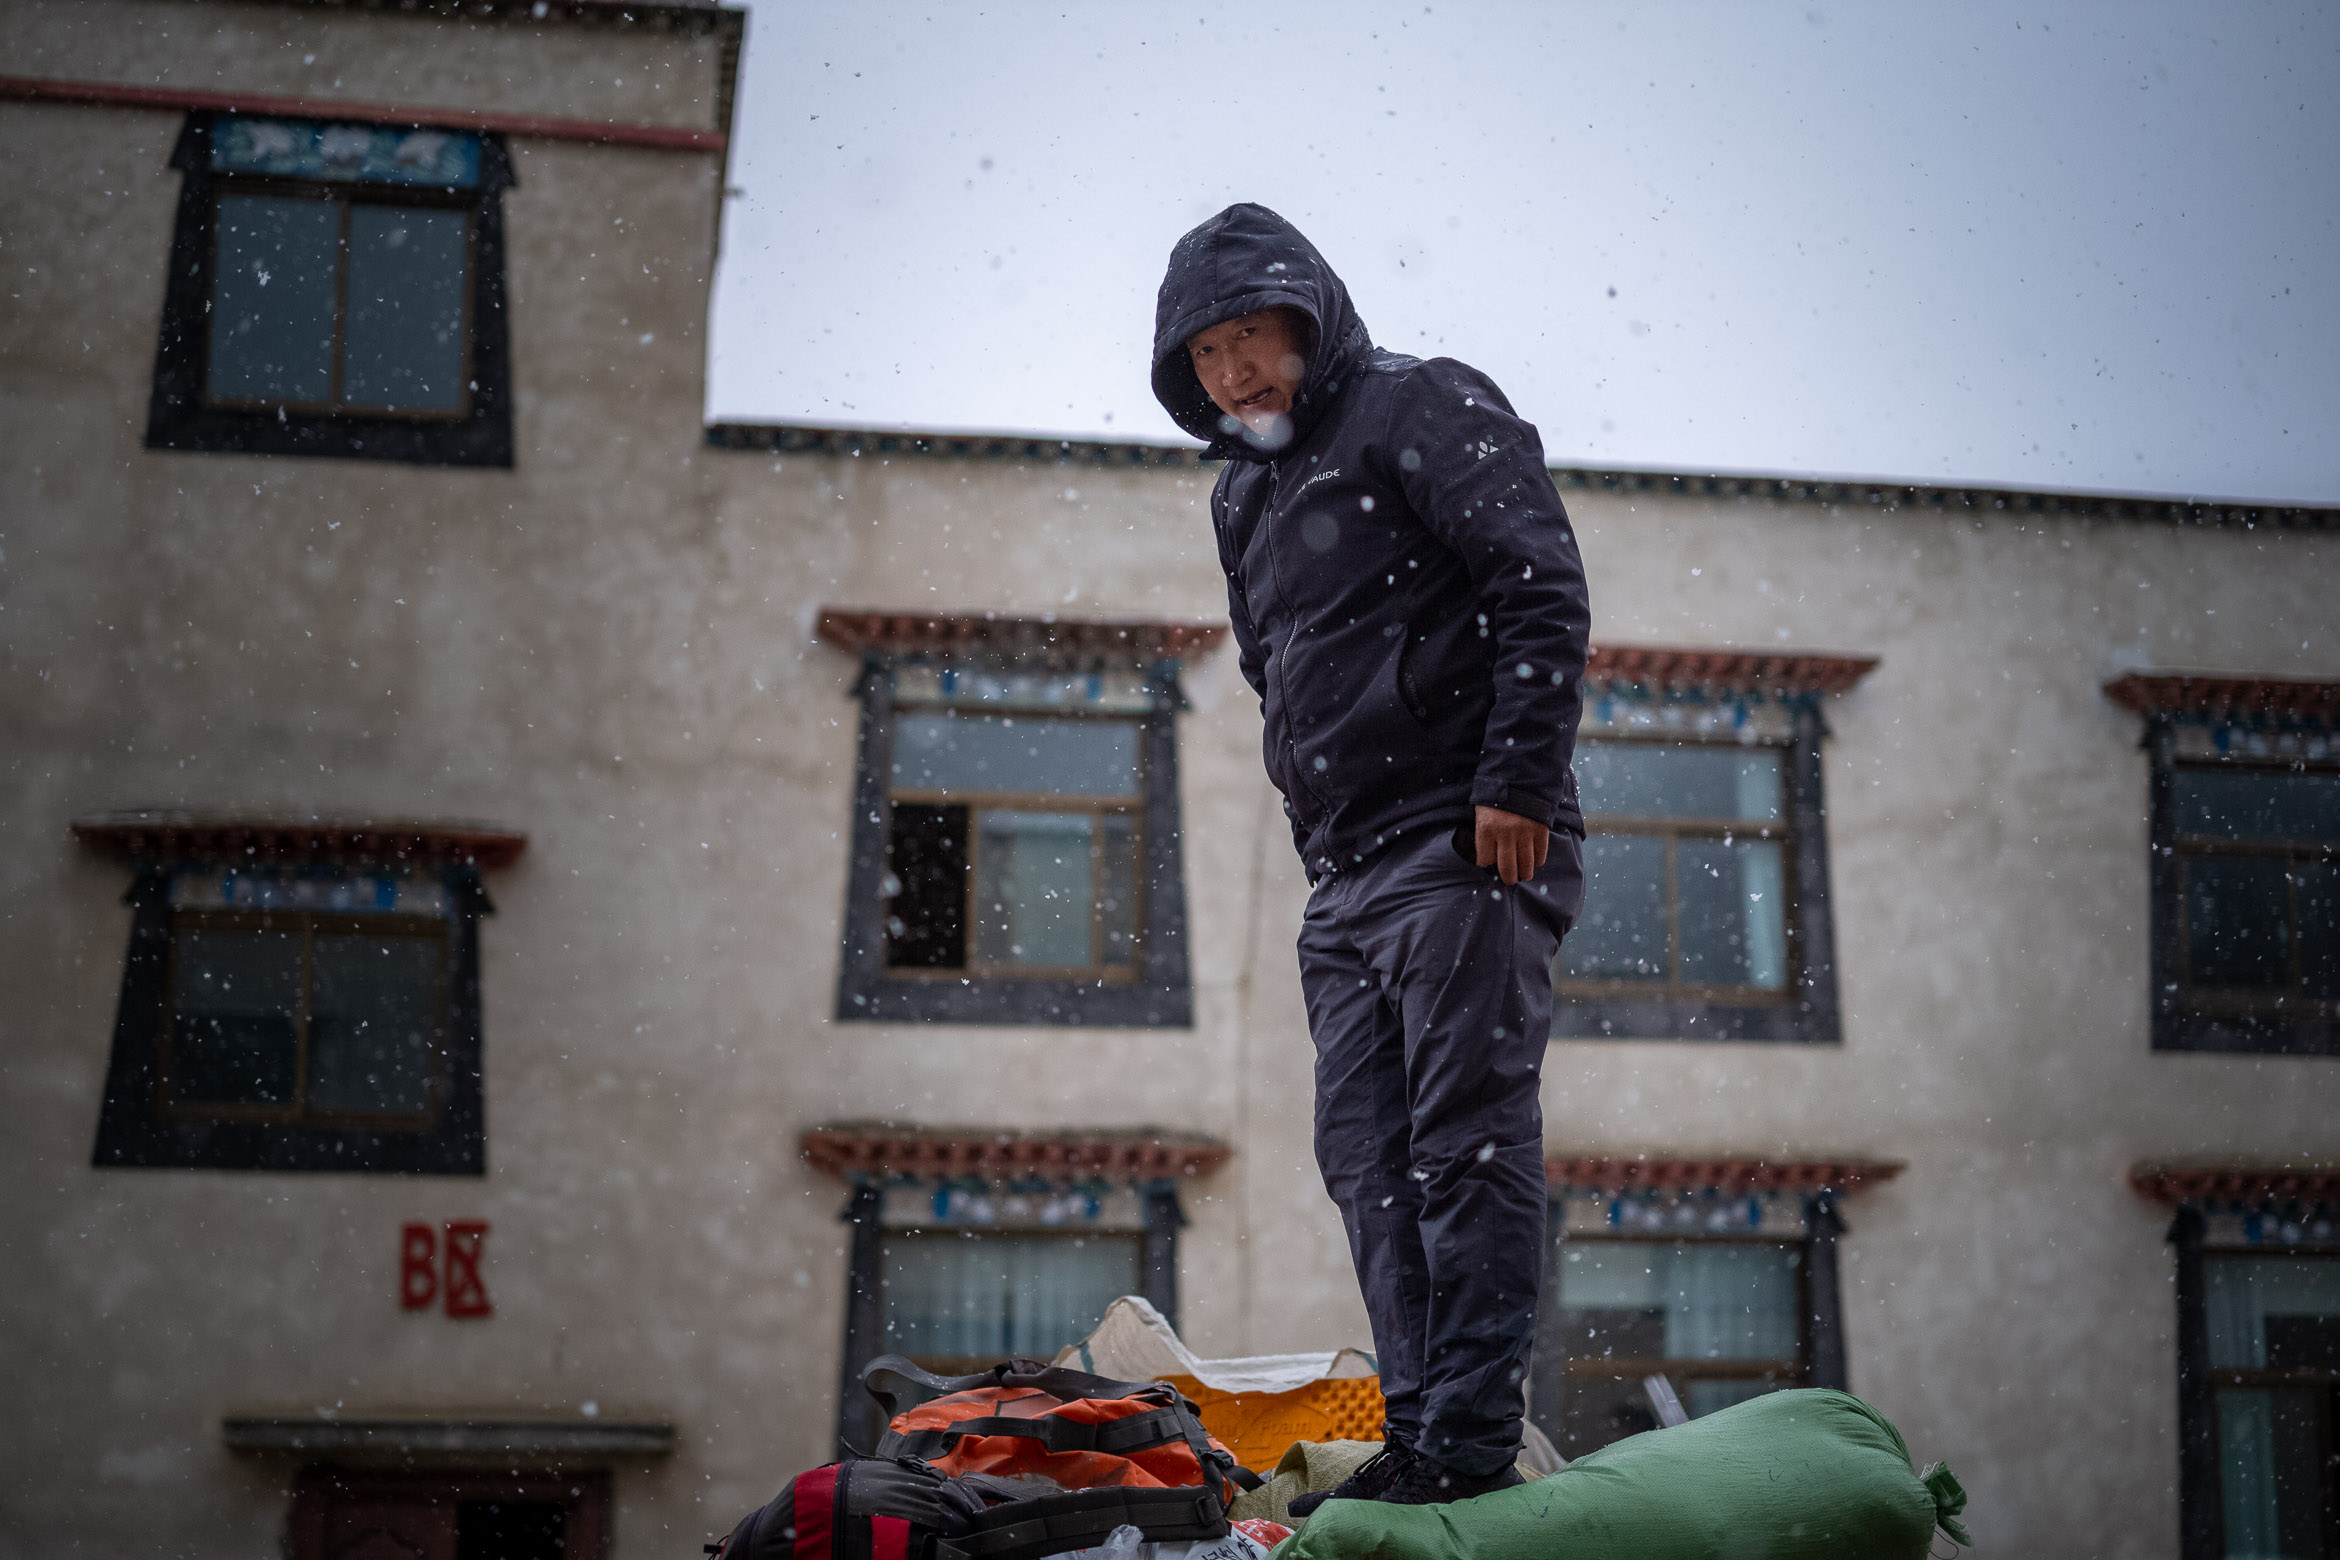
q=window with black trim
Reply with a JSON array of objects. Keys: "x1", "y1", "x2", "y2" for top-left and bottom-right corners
[
  {"x1": 90, "y1": 862, "x2": 493, "y2": 1174},
  {"x1": 1530, "y1": 1183, "x2": 1850, "y2": 1461},
  {"x1": 832, "y1": 1174, "x2": 1185, "y2": 1456},
  {"x1": 146, "y1": 112, "x2": 513, "y2": 466},
  {"x1": 2168, "y1": 1192, "x2": 2340, "y2": 1560},
  {"x1": 1553, "y1": 689, "x2": 1841, "y2": 1042},
  {"x1": 2150, "y1": 726, "x2": 2340, "y2": 1055},
  {"x1": 837, "y1": 660, "x2": 1193, "y2": 1026}
]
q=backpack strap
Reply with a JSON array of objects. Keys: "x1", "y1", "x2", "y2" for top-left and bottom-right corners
[
  {"x1": 932, "y1": 1485, "x2": 1227, "y2": 1560},
  {"x1": 862, "y1": 1358, "x2": 1024, "y2": 1421},
  {"x1": 862, "y1": 1357, "x2": 1184, "y2": 1421},
  {"x1": 837, "y1": 1458, "x2": 960, "y2": 1533},
  {"x1": 877, "y1": 1407, "x2": 1192, "y2": 1462}
]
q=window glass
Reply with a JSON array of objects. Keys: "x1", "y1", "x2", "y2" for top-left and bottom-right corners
[
  {"x1": 1574, "y1": 744, "x2": 1782, "y2": 822},
  {"x1": 2164, "y1": 761, "x2": 2340, "y2": 1045},
  {"x1": 1100, "y1": 814, "x2": 1138, "y2": 968},
  {"x1": 2303, "y1": 864, "x2": 2340, "y2": 1002},
  {"x1": 879, "y1": 1231, "x2": 1140, "y2": 1364},
  {"x1": 1561, "y1": 739, "x2": 1792, "y2": 998},
  {"x1": 1677, "y1": 839, "x2": 1788, "y2": 990},
  {"x1": 883, "y1": 709, "x2": 1145, "y2": 977},
  {"x1": 2205, "y1": 1256, "x2": 2340, "y2": 1370},
  {"x1": 1558, "y1": 1242, "x2": 1801, "y2": 1361},
  {"x1": 308, "y1": 934, "x2": 439, "y2": 1115},
  {"x1": 884, "y1": 804, "x2": 970, "y2": 969},
  {"x1": 1550, "y1": 1237, "x2": 1805, "y2": 1459},
  {"x1": 2217, "y1": 1390, "x2": 2327, "y2": 1560},
  {"x1": 163, "y1": 905, "x2": 445, "y2": 1123},
  {"x1": 169, "y1": 926, "x2": 303, "y2": 1105},
  {"x1": 2186, "y1": 858, "x2": 2294, "y2": 989},
  {"x1": 201, "y1": 122, "x2": 482, "y2": 419},
  {"x1": 2175, "y1": 770, "x2": 2340, "y2": 843},
  {"x1": 208, "y1": 194, "x2": 339, "y2": 404},
  {"x1": 342, "y1": 205, "x2": 469, "y2": 412},
  {"x1": 1565, "y1": 834, "x2": 1667, "y2": 982},
  {"x1": 973, "y1": 812, "x2": 1096, "y2": 968},
  {"x1": 2205, "y1": 1255, "x2": 2340, "y2": 1560},
  {"x1": 893, "y1": 713, "x2": 1140, "y2": 797}
]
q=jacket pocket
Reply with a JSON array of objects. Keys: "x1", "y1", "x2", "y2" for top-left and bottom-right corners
[{"x1": 1395, "y1": 628, "x2": 1431, "y2": 728}]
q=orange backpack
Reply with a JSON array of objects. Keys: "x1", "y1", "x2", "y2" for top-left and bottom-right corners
[{"x1": 864, "y1": 1356, "x2": 1249, "y2": 1504}]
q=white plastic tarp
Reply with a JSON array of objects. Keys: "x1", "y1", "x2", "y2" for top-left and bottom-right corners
[{"x1": 1052, "y1": 1296, "x2": 1377, "y2": 1394}]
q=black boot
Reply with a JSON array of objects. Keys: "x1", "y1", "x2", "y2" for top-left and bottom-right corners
[
  {"x1": 1367, "y1": 1456, "x2": 1526, "y2": 1506},
  {"x1": 1286, "y1": 1441, "x2": 1419, "y2": 1518}
]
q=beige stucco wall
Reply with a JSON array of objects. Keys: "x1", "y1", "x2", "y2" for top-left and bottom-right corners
[{"x1": 4, "y1": 3, "x2": 2339, "y2": 1557}]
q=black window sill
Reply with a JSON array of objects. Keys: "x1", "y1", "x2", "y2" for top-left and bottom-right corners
[
  {"x1": 2155, "y1": 1008, "x2": 2340, "y2": 1056},
  {"x1": 146, "y1": 404, "x2": 514, "y2": 468},
  {"x1": 94, "y1": 1119, "x2": 483, "y2": 1175},
  {"x1": 1552, "y1": 996, "x2": 1839, "y2": 1043}
]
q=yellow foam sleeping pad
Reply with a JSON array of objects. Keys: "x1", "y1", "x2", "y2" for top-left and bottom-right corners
[{"x1": 1162, "y1": 1373, "x2": 1389, "y2": 1474}]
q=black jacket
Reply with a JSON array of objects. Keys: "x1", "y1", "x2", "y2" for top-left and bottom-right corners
[{"x1": 1152, "y1": 204, "x2": 1590, "y2": 877}]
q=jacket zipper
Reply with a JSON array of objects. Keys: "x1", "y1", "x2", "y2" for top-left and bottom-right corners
[{"x1": 1260, "y1": 457, "x2": 1332, "y2": 814}]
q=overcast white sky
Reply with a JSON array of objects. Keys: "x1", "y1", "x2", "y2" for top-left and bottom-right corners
[{"x1": 704, "y1": 2, "x2": 2340, "y2": 504}]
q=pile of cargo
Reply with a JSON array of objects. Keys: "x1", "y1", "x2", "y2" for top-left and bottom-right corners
[{"x1": 708, "y1": 1298, "x2": 1967, "y2": 1560}]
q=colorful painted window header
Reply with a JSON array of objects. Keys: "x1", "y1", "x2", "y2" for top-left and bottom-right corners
[
  {"x1": 212, "y1": 116, "x2": 482, "y2": 189},
  {"x1": 168, "y1": 866, "x2": 451, "y2": 917}
]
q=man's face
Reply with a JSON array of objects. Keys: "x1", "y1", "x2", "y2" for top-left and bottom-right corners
[{"x1": 1186, "y1": 309, "x2": 1308, "y2": 442}]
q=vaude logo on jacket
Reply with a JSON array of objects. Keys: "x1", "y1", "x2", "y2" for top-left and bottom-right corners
[{"x1": 1295, "y1": 467, "x2": 1343, "y2": 494}]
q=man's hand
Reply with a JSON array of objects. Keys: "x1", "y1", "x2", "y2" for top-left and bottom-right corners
[{"x1": 1474, "y1": 805, "x2": 1549, "y2": 886}]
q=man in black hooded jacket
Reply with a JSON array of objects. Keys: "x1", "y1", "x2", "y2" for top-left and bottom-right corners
[{"x1": 1151, "y1": 205, "x2": 1590, "y2": 1507}]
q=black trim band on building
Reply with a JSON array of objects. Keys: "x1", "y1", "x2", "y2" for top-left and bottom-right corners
[{"x1": 708, "y1": 422, "x2": 2340, "y2": 531}]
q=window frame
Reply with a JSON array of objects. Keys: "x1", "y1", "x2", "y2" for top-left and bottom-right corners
[
  {"x1": 145, "y1": 111, "x2": 515, "y2": 467},
  {"x1": 91, "y1": 865, "x2": 491, "y2": 1175},
  {"x1": 2170, "y1": 1203, "x2": 2340, "y2": 1560},
  {"x1": 1552, "y1": 701, "x2": 1843, "y2": 1043},
  {"x1": 199, "y1": 175, "x2": 481, "y2": 421},
  {"x1": 832, "y1": 1177, "x2": 1185, "y2": 1458},
  {"x1": 2149, "y1": 720, "x2": 2340, "y2": 1055},
  {"x1": 1560, "y1": 740, "x2": 1801, "y2": 1007},
  {"x1": 835, "y1": 656, "x2": 1195, "y2": 1026},
  {"x1": 1529, "y1": 1188, "x2": 1848, "y2": 1461},
  {"x1": 157, "y1": 906, "x2": 451, "y2": 1129}
]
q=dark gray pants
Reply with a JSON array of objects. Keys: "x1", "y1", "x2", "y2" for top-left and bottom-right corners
[{"x1": 1298, "y1": 828, "x2": 1583, "y2": 1476}]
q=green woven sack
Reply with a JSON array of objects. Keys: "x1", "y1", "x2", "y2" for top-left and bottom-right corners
[{"x1": 1279, "y1": 1389, "x2": 1969, "y2": 1560}]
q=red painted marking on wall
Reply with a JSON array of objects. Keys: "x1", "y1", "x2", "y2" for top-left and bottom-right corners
[
  {"x1": 400, "y1": 1222, "x2": 439, "y2": 1310},
  {"x1": 399, "y1": 1221, "x2": 492, "y2": 1317},
  {"x1": 442, "y1": 1220, "x2": 493, "y2": 1319}
]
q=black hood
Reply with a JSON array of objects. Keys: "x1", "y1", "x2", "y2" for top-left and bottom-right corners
[{"x1": 1150, "y1": 203, "x2": 1373, "y2": 461}]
